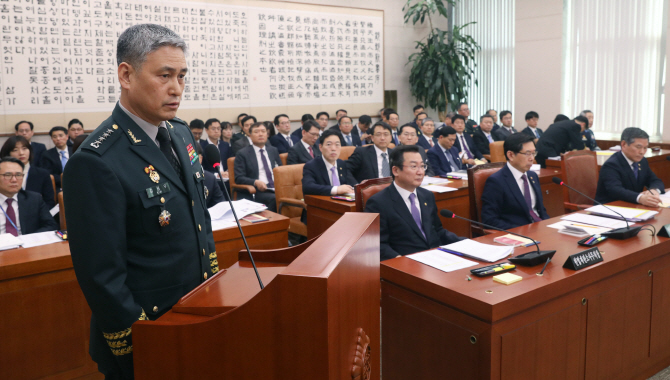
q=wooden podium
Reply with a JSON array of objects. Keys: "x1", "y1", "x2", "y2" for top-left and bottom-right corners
[{"x1": 133, "y1": 213, "x2": 380, "y2": 380}]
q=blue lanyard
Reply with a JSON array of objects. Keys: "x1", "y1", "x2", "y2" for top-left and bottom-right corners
[{"x1": 0, "y1": 201, "x2": 19, "y2": 233}]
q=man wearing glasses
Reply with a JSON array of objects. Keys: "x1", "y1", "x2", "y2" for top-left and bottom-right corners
[
  {"x1": 481, "y1": 133, "x2": 550, "y2": 230},
  {"x1": 365, "y1": 145, "x2": 464, "y2": 261},
  {"x1": 0, "y1": 157, "x2": 57, "y2": 235},
  {"x1": 287, "y1": 120, "x2": 322, "y2": 165},
  {"x1": 595, "y1": 127, "x2": 664, "y2": 207},
  {"x1": 347, "y1": 122, "x2": 393, "y2": 182},
  {"x1": 302, "y1": 129, "x2": 356, "y2": 196}
]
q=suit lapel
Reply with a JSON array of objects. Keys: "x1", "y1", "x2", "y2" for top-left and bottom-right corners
[
  {"x1": 315, "y1": 158, "x2": 330, "y2": 185},
  {"x1": 17, "y1": 191, "x2": 27, "y2": 233},
  {"x1": 616, "y1": 152, "x2": 638, "y2": 188},
  {"x1": 389, "y1": 185, "x2": 426, "y2": 242},
  {"x1": 501, "y1": 166, "x2": 529, "y2": 214},
  {"x1": 367, "y1": 146, "x2": 379, "y2": 177}
]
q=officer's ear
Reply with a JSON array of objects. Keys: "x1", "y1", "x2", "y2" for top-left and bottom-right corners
[{"x1": 118, "y1": 62, "x2": 134, "y2": 90}]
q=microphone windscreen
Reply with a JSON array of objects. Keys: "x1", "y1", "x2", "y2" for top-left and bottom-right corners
[
  {"x1": 552, "y1": 177, "x2": 562, "y2": 185},
  {"x1": 440, "y1": 209, "x2": 455, "y2": 218},
  {"x1": 204, "y1": 144, "x2": 221, "y2": 166}
]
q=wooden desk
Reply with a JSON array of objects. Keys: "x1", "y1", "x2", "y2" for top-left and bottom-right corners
[
  {"x1": 547, "y1": 149, "x2": 670, "y2": 186},
  {"x1": 381, "y1": 202, "x2": 670, "y2": 379},
  {"x1": 0, "y1": 242, "x2": 102, "y2": 380},
  {"x1": 212, "y1": 210, "x2": 290, "y2": 269},
  {"x1": 305, "y1": 169, "x2": 564, "y2": 239}
]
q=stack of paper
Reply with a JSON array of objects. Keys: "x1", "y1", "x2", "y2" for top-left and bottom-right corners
[
  {"x1": 530, "y1": 164, "x2": 541, "y2": 171},
  {"x1": 208, "y1": 199, "x2": 267, "y2": 231},
  {"x1": 421, "y1": 177, "x2": 451, "y2": 186},
  {"x1": 0, "y1": 234, "x2": 22, "y2": 250},
  {"x1": 407, "y1": 249, "x2": 477, "y2": 272},
  {"x1": 20, "y1": 231, "x2": 62, "y2": 248},
  {"x1": 560, "y1": 213, "x2": 628, "y2": 229},
  {"x1": 422, "y1": 185, "x2": 458, "y2": 193},
  {"x1": 493, "y1": 234, "x2": 536, "y2": 247},
  {"x1": 439, "y1": 239, "x2": 514, "y2": 262},
  {"x1": 584, "y1": 205, "x2": 657, "y2": 222},
  {"x1": 547, "y1": 220, "x2": 612, "y2": 237}
]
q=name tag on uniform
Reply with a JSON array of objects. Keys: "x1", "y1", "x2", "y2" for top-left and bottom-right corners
[{"x1": 146, "y1": 182, "x2": 171, "y2": 198}]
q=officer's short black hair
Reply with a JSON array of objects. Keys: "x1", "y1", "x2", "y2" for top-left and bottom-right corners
[
  {"x1": 189, "y1": 119, "x2": 204, "y2": 130},
  {"x1": 49, "y1": 126, "x2": 68, "y2": 136},
  {"x1": 14, "y1": 121, "x2": 34, "y2": 131},
  {"x1": 0, "y1": 156, "x2": 24, "y2": 171},
  {"x1": 241, "y1": 115, "x2": 257, "y2": 126}
]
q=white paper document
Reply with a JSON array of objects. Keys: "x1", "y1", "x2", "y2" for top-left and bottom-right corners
[
  {"x1": 0, "y1": 233, "x2": 22, "y2": 250},
  {"x1": 210, "y1": 219, "x2": 238, "y2": 231},
  {"x1": 421, "y1": 176, "x2": 451, "y2": 186},
  {"x1": 561, "y1": 213, "x2": 628, "y2": 229},
  {"x1": 19, "y1": 231, "x2": 62, "y2": 248},
  {"x1": 407, "y1": 249, "x2": 478, "y2": 272},
  {"x1": 530, "y1": 164, "x2": 541, "y2": 171},
  {"x1": 49, "y1": 204, "x2": 60, "y2": 216},
  {"x1": 584, "y1": 205, "x2": 658, "y2": 222},
  {"x1": 422, "y1": 185, "x2": 458, "y2": 193},
  {"x1": 440, "y1": 239, "x2": 515, "y2": 262},
  {"x1": 547, "y1": 220, "x2": 612, "y2": 237},
  {"x1": 208, "y1": 199, "x2": 267, "y2": 222}
]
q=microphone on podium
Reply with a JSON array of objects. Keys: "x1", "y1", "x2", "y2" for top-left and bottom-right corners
[
  {"x1": 439, "y1": 209, "x2": 555, "y2": 267},
  {"x1": 204, "y1": 144, "x2": 264, "y2": 289},
  {"x1": 551, "y1": 177, "x2": 643, "y2": 239}
]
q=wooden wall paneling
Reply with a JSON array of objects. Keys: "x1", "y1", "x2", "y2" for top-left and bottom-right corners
[{"x1": 650, "y1": 263, "x2": 670, "y2": 359}]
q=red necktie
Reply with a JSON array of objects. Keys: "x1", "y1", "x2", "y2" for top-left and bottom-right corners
[
  {"x1": 308, "y1": 146, "x2": 314, "y2": 158},
  {"x1": 5, "y1": 198, "x2": 18, "y2": 236}
]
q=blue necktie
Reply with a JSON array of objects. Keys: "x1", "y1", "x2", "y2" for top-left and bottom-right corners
[
  {"x1": 346, "y1": 135, "x2": 352, "y2": 146},
  {"x1": 535, "y1": 129, "x2": 540, "y2": 138},
  {"x1": 633, "y1": 163, "x2": 639, "y2": 179},
  {"x1": 60, "y1": 151, "x2": 68, "y2": 170}
]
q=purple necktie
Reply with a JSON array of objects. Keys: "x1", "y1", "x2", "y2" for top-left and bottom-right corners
[
  {"x1": 330, "y1": 167, "x2": 340, "y2": 186},
  {"x1": 487, "y1": 134, "x2": 493, "y2": 143},
  {"x1": 259, "y1": 148, "x2": 274, "y2": 188},
  {"x1": 408, "y1": 193, "x2": 426, "y2": 239},
  {"x1": 521, "y1": 174, "x2": 542, "y2": 222},
  {"x1": 460, "y1": 136, "x2": 474, "y2": 159},
  {"x1": 632, "y1": 163, "x2": 639, "y2": 179},
  {"x1": 5, "y1": 198, "x2": 17, "y2": 236}
]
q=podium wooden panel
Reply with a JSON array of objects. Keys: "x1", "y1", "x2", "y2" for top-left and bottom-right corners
[
  {"x1": 134, "y1": 213, "x2": 381, "y2": 380},
  {"x1": 381, "y1": 202, "x2": 670, "y2": 379},
  {"x1": 0, "y1": 242, "x2": 101, "y2": 380}
]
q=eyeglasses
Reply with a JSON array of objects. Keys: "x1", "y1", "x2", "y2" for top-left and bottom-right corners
[
  {"x1": 0, "y1": 173, "x2": 24, "y2": 180},
  {"x1": 517, "y1": 151, "x2": 538, "y2": 157},
  {"x1": 307, "y1": 132, "x2": 320, "y2": 137},
  {"x1": 403, "y1": 164, "x2": 427, "y2": 171}
]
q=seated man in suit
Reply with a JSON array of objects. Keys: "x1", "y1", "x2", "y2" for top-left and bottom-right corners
[
  {"x1": 487, "y1": 109, "x2": 501, "y2": 133},
  {"x1": 232, "y1": 115, "x2": 257, "y2": 155},
  {"x1": 452, "y1": 114, "x2": 487, "y2": 166},
  {"x1": 15, "y1": 121, "x2": 46, "y2": 167},
  {"x1": 189, "y1": 118, "x2": 205, "y2": 143},
  {"x1": 287, "y1": 120, "x2": 322, "y2": 165},
  {"x1": 472, "y1": 114, "x2": 499, "y2": 155},
  {"x1": 595, "y1": 127, "x2": 664, "y2": 207},
  {"x1": 270, "y1": 114, "x2": 300, "y2": 154},
  {"x1": 234, "y1": 122, "x2": 282, "y2": 211},
  {"x1": 427, "y1": 126, "x2": 463, "y2": 176},
  {"x1": 302, "y1": 129, "x2": 357, "y2": 196},
  {"x1": 67, "y1": 119, "x2": 85, "y2": 147},
  {"x1": 387, "y1": 111, "x2": 401, "y2": 146},
  {"x1": 200, "y1": 118, "x2": 232, "y2": 176},
  {"x1": 417, "y1": 117, "x2": 437, "y2": 150},
  {"x1": 521, "y1": 111, "x2": 543, "y2": 140},
  {"x1": 347, "y1": 122, "x2": 393, "y2": 182},
  {"x1": 365, "y1": 145, "x2": 464, "y2": 260},
  {"x1": 40, "y1": 126, "x2": 72, "y2": 190},
  {"x1": 290, "y1": 113, "x2": 315, "y2": 142},
  {"x1": 493, "y1": 110, "x2": 517, "y2": 141},
  {"x1": 0, "y1": 157, "x2": 57, "y2": 235},
  {"x1": 481, "y1": 133, "x2": 550, "y2": 230},
  {"x1": 194, "y1": 143, "x2": 226, "y2": 208},
  {"x1": 336, "y1": 116, "x2": 361, "y2": 147},
  {"x1": 580, "y1": 110, "x2": 598, "y2": 150},
  {"x1": 356, "y1": 115, "x2": 372, "y2": 144},
  {"x1": 315, "y1": 111, "x2": 330, "y2": 135},
  {"x1": 397, "y1": 124, "x2": 435, "y2": 177},
  {"x1": 536, "y1": 116, "x2": 588, "y2": 167}
]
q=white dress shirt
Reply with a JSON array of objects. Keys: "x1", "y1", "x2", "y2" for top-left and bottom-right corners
[
  {"x1": 0, "y1": 193, "x2": 21, "y2": 235},
  {"x1": 22, "y1": 163, "x2": 30, "y2": 190},
  {"x1": 393, "y1": 182, "x2": 421, "y2": 222},
  {"x1": 422, "y1": 135, "x2": 434, "y2": 147},
  {"x1": 374, "y1": 144, "x2": 389, "y2": 178},
  {"x1": 507, "y1": 162, "x2": 538, "y2": 215},
  {"x1": 252, "y1": 144, "x2": 275, "y2": 186}
]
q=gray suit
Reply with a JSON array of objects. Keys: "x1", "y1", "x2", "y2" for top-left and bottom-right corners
[
  {"x1": 233, "y1": 144, "x2": 282, "y2": 211},
  {"x1": 493, "y1": 126, "x2": 517, "y2": 141},
  {"x1": 287, "y1": 141, "x2": 321, "y2": 165}
]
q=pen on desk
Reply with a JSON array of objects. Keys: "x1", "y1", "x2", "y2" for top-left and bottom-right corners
[{"x1": 437, "y1": 247, "x2": 463, "y2": 256}]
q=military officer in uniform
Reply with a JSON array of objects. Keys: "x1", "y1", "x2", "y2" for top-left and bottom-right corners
[{"x1": 63, "y1": 24, "x2": 217, "y2": 380}]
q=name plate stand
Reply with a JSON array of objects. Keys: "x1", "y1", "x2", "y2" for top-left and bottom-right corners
[{"x1": 563, "y1": 247, "x2": 604, "y2": 270}]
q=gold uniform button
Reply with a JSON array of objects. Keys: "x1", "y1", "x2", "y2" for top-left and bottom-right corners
[
  {"x1": 202, "y1": 249, "x2": 205, "y2": 255},
  {"x1": 160, "y1": 197, "x2": 165, "y2": 204},
  {"x1": 203, "y1": 272, "x2": 208, "y2": 280},
  {"x1": 192, "y1": 200, "x2": 194, "y2": 206},
  {"x1": 153, "y1": 306, "x2": 158, "y2": 313},
  {"x1": 198, "y1": 224, "x2": 202, "y2": 231}
]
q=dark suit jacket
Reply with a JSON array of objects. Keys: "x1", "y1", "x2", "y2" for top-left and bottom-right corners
[
  {"x1": 232, "y1": 135, "x2": 273, "y2": 156},
  {"x1": 472, "y1": 128, "x2": 498, "y2": 155},
  {"x1": 365, "y1": 184, "x2": 463, "y2": 260},
  {"x1": 416, "y1": 135, "x2": 436, "y2": 150},
  {"x1": 453, "y1": 133, "x2": 483, "y2": 160},
  {"x1": 522, "y1": 126, "x2": 544, "y2": 139},
  {"x1": 427, "y1": 144, "x2": 462, "y2": 176},
  {"x1": 40, "y1": 146, "x2": 73, "y2": 189},
  {"x1": 31, "y1": 141, "x2": 47, "y2": 167},
  {"x1": 287, "y1": 141, "x2": 321, "y2": 165},
  {"x1": 493, "y1": 126, "x2": 517, "y2": 141},
  {"x1": 15, "y1": 189, "x2": 58, "y2": 234},
  {"x1": 26, "y1": 165, "x2": 56, "y2": 209},
  {"x1": 203, "y1": 170, "x2": 225, "y2": 208},
  {"x1": 595, "y1": 151, "x2": 664, "y2": 204},
  {"x1": 346, "y1": 145, "x2": 392, "y2": 182},
  {"x1": 269, "y1": 133, "x2": 300, "y2": 154},
  {"x1": 290, "y1": 127, "x2": 304, "y2": 143},
  {"x1": 234, "y1": 144, "x2": 282, "y2": 189},
  {"x1": 199, "y1": 139, "x2": 232, "y2": 172},
  {"x1": 302, "y1": 158, "x2": 357, "y2": 195},
  {"x1": 492, "y1": 123, "x2": 501, "y2": 133},
  {"x1": 481, "y1": 165, "x2": 549, "y2": 230},
  {"x1": 536, "y1": 120, "x2": 584, "y2": 167},
  {"x1": 341, "y1": 132, "x2": 362, "y2": 147},
  {"x1": 397, "y1": 144, "x2": 435, "y2": 177}
]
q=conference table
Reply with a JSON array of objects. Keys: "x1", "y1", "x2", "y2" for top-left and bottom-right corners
[
  {"x1": 0, "y1": 210, "x2": 289, "y2": 380},
  {"x1": 381, "y1": 201, "x2": 670, "y2": 379},
  {"x1": 546, "y1": 148, "x2": 670, "y2": 186},
  {"x1": 305, "y1": 168, "x2": 565, "y2": 239}
]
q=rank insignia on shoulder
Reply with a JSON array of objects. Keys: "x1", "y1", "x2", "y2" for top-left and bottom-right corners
[
  {"x1": 144, "y1": 165, "x2": 160, "y2": 183},
  {"x1": 158, "y1": 209, "x2": 171, "y2": 227},
  {"x1": 90, "y1": 127, "x2": 117, "y2": 149}
]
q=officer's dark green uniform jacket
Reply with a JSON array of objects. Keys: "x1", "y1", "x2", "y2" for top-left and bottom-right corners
[{"x1": 63, "y1": 104, "x2": 218, "y2": 378}]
